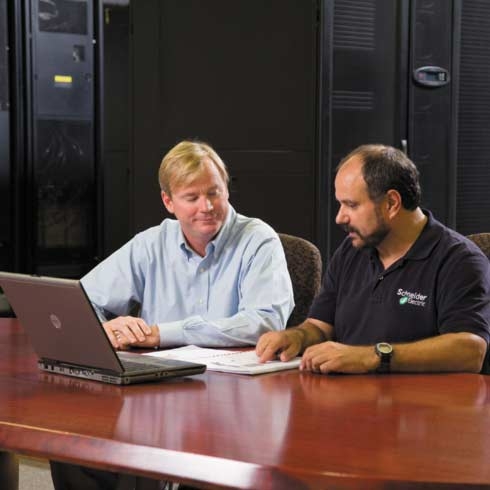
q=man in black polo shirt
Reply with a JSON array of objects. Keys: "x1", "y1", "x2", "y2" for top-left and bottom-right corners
[{"x1": 257, "y1": 144, "x2": 490, "y2": 374}]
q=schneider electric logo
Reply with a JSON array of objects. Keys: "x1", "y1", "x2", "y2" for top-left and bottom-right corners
[{"x1": 397, "y1": 289, "x2": 427, "y2": 307}]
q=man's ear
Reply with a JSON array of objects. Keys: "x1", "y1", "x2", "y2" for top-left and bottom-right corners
[
  {"x1": 386, "y1": 189, "x2": 402, "y2": 218},
  {"x1": 161, "y1": 191, "x2": 174, "y2": 214}
]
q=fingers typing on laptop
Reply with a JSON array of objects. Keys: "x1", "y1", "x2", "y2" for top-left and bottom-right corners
[{"x1": 103, "y1": 317, "x2": 160, "y2": 350}]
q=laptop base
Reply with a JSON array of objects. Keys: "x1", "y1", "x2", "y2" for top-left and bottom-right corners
[{"x1": 38, "y1": 359, "x2": 206, "y2": 385}]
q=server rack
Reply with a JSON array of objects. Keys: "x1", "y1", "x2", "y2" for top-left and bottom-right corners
[
  {"x1": 26, "y1": 0, "x2": 97, "y2": 277},
  {"x1": 456, "y1": 0, "x2": 490, "y2": 235},
  {"x1": 0, "y1": 0, "x2": 12, "y2": 272},
  {"x1": 1, "y1": 0, "x2": 489, "y2": 276}
]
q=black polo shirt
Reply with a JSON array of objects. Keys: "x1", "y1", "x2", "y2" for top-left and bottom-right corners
[{"x1": 309, "y1": 211, "x2": 490, "y2": 346}]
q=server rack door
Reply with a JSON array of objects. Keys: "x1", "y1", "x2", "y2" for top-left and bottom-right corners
[
  {"x1": 408, "y1": 0, "x2": 456, "y2": 226},
  {"x1": 456, "y1": 0, "x2": 490, "y2": 235},
  {"x1": 29, "y1": 0, "x2": 97, "y2": 277},
  {"x1": 327, "y1": 0, "x2": 409, "y2": 255},
  {"x1": 99, "y1": 2, "x2": 131, "y2": 257},
  {"x1": 326, "y1": 0, "x2": 460, "y2": 257},
  {"x1": 131, "y1": 0, "x2": 320, "y2": 244},
  {"x1": 0, "y1": 0, "x2": 12, "y2": 271}
]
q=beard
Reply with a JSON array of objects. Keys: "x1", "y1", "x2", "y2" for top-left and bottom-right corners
[{"x1": 341, "y1": 206, "x2": 390, "y2": 249}]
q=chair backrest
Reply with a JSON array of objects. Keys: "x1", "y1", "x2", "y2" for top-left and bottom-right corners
[
  {"x1": 466, "y1": 233, "x2": 490, "y2": 259},
  {"x1": 278, "y1": 233, "x2": 322, "y2": 327}
]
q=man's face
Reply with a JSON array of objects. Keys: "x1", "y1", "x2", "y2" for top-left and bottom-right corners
[
  {"x1": 162, "y1": 157, "x2": 229, "y2": 249},
  {"x1": 334, "y1": 157, "x2": 390, "y2": 249}
]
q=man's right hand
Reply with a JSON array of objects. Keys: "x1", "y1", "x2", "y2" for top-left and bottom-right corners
[
  {"x1": 255, "y1": 329, "x2": 305, "y2": 363},
  {"x1": 103, "y1": 316, "x2": 154, "y2": 350}
]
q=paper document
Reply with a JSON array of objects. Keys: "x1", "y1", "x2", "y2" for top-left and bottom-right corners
[{"x1": 144, "y1": 345, "x2": 301, "y2": 375}]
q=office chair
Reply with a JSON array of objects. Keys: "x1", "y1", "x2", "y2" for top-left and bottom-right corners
[
  {"x1": 466, "y1": 233, "x2": 490, "y2": 259},
  {"x1": 278, "y1": 233, "x2": 322, "y2": 327}
]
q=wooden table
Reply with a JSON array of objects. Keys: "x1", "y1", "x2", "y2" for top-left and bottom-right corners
[{"x1": 1, "y1": 318, "x2": 490, "y2": 489}]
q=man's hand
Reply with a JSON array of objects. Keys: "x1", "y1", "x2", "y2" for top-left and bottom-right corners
[
  {"x1": 256, "y1": 329, "x2": 305, "y2": 363},
  {"x1": 103, "y1": 316, "x2": 160, "y2": 350},
  {"x1": 300, "y1": 341, "x2": 378, "y2": 374}
]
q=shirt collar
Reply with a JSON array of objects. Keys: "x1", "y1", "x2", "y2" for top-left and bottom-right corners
[
  {"x1": 210, "y1": 204, "x2": 236, "y2": 258},
  {"x1": 178, "y1": 205, "x2": 236, "y2": 260},
  {"x1": 367, "y1": 208, "x2": 441, "y2": 264},
  {"x1": 402, "y1": 209, "x2": 442, "y2": 261}
]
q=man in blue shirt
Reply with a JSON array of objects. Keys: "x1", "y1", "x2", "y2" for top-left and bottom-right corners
[
  {"x1": 257, "y1": 144, "x2": 490, "y2": 374},
  {"x1": 82, "y1": 139, "x2": 294, "y2": 350},
  {"x1": 50, "y1": 140, "x2": 294, "y2": 490}
]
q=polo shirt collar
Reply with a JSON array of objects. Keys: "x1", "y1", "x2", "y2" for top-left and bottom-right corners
[
  {"x1": 367, "y1": 209, "x2": 441, "y2": 265},
  {"x1": 403, "y1": 209, "x2": 441, "y2": 261}
]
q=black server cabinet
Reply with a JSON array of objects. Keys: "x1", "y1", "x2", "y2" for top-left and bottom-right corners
[
  {"x1": 27, "y1": 0, "x2": 97, "y2": 277},
  {"x1": 127, "y1": 0, "x2": 490, "y2": 262},
  {"x1": 326, "y1": 0, "x2": 408, "y2": 254},
  {"x1": 130, "y1": 0, "x2": 321, "y2": 248},
  {"x1": 99, "y1": 2, "x2": 131, "y2": 256},
  {"x1": 408, "y1": 0, "x2": 457, "y2": 226},
  {"x1": 5, "y1": 0, "x2": 486, "y2": 275},
  {"x1": 456, "y1": 0, "x2": 490, "y2": 235},
  {"x1": 326, "y1": 0, "x2": 461, "y2": 256},
  {"x1": 0, "y1": 0, "x2": 12, "y2": 271}
]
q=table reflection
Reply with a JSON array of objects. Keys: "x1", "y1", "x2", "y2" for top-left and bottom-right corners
[
  {"x1": 112, "y1": 371, "x2": 293, "y2": 464},
  {"x1": 293, "y1": 372, "x2": 490, "y2": 481}
]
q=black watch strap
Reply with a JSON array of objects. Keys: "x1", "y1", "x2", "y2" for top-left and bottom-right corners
[{"x1": 375, "y1": 342, "x2": 393, "y2": 373}]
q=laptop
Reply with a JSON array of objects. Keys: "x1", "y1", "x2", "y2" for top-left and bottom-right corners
[{"x1": 0, "y1": 272, "x2": 206, "y2": 385}]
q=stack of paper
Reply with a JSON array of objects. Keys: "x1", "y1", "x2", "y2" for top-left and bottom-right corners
[{"x1": 144, "y1": 345, "x2": 301, "y2": 375}]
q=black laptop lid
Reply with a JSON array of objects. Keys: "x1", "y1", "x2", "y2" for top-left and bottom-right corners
[{"x1": 0, "y1": 272, "x2": 123, "y2": 373}]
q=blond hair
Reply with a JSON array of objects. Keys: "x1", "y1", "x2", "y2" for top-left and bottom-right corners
[{"x1": 158, "y1": 140, "x2": 229, "y2": 195}]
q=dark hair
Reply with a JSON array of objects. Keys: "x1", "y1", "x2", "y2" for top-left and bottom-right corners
[{"x1": 337, "y1": 144, "x2": 421, "y2": 210}]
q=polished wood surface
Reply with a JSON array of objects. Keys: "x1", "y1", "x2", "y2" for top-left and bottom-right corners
[{"x1": 1, "y1": 318, "x2": 490, "y2": 489}]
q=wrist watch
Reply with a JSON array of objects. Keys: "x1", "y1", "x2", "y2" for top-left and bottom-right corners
[{"x1": 375, "y1": 342, "x2": 393, "y2": 373}]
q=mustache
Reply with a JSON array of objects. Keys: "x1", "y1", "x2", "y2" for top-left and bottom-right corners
[{"x1": 341, "y1": 224, "x2": 359, "y2": 235}]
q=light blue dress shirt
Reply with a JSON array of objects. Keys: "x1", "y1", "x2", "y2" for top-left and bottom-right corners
[{"x1": 81, "y1": 206, "x2": 294, "y2": 347}]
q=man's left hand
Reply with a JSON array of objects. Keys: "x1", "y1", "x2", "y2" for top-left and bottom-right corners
[
  {"x1": 103, "y1": 317, "x2": 160, "y2": 349},
  {"x1": 300, "y1": 341, "x2": 379, "y2": 374}
]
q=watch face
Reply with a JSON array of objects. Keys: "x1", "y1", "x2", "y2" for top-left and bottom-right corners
[{"x1": 377, "y1": 342, "x2": 393, "y2": 355}]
